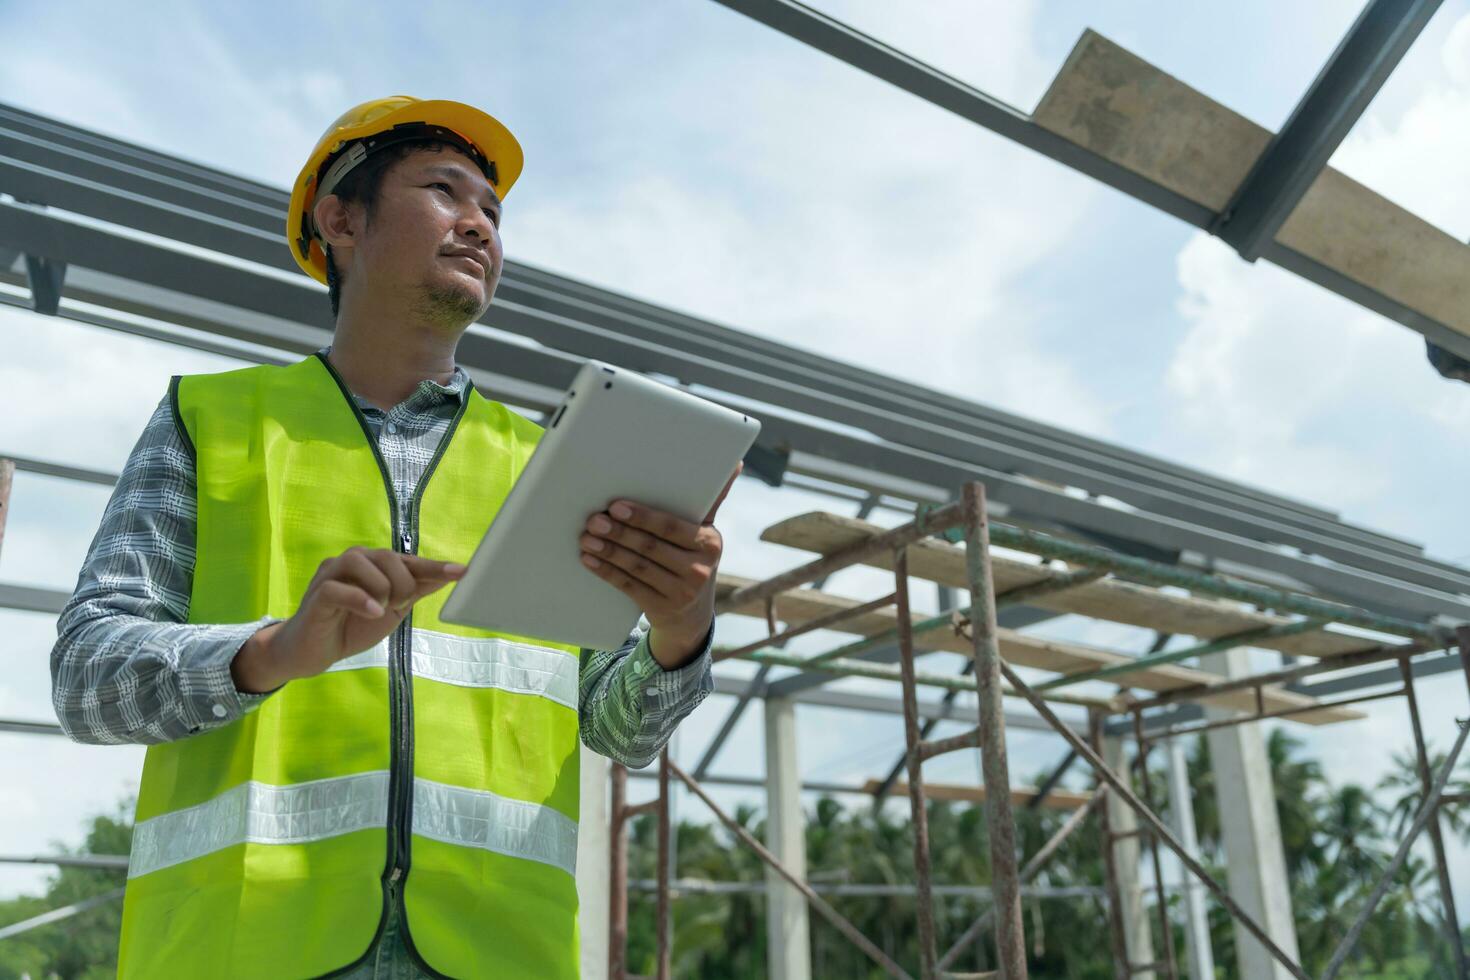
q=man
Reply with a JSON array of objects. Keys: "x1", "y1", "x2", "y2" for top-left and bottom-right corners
[{"x1": 51, "y1": 96, "x2": 733, "y2": 979}]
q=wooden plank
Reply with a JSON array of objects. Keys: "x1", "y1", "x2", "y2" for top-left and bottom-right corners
[
  {"x1": 1032, "y1": 29, "x2": 1470, "y2": 342},
  {"x1": 715, "y1": 574, "x2": 1363, "y2": 725},
  {"x1": 759, "y1": 511, "x2": 1384, "y2": 660},
  {"x1": 862, "y1": 779, "x2": 1092, "y2": 810}
]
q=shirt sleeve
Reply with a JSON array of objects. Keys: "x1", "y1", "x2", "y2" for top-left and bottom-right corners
[
  {"x1": 577, "y1": 614, "x2": 715, "y2": 768},
  {"x1": 50, "y1": 390, "x2": 279, "y2": 746}
]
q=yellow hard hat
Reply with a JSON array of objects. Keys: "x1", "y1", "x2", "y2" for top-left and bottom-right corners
[{"x1": 286, "y1": 95, "x2": 524, "y2": 284}]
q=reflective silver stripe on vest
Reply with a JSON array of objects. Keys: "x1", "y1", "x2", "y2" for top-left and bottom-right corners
[
  {"x1": 128, "y1": 770, "x2": 389, "y2": 879},
  {"x1": 412, "y1": 630, "x2": 578, "y2": 709},
  {"x1": 412, "y1": 777, "x2": 579, "y2": 878},
  {"x1": 324, "y1": 631, "x2": 577, "y2": 710},
  {"x1": 324, "y1": 638, "x2": 390, "y2": 673}
]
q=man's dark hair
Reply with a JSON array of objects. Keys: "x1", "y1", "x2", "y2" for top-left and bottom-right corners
[{"x1": 322, "y1": 139, "x2": 460, "y2": 317}]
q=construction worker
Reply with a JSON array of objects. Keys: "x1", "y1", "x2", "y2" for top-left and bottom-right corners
[{"x1": 50, "y1": 96, "x2": 733, "y2": 978}]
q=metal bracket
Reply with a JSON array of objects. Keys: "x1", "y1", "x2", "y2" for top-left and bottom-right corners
[{"x1": 23, "y1": 252, "x2": 66, "y2": 315}]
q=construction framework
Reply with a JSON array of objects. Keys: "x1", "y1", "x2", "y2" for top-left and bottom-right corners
[
  {"x1": 603, "y1": 482, "x2": 1470, "y2": 979},
  {"x1": 5, "y1": 0, "x2": 1470, "y2": 976}
]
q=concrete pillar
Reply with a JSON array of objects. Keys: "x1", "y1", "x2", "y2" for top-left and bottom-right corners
[
  {"x1": 577, "y1": 745, "x2": 611, "y2": 980},
  {"x1": 764, "y1": 697, "x2": 811, "y2": 980},
  {"x1": 1202, "y1": 648, "x2": 1300, "y2": 979},
  {"x1": 1166, "y1": 736, "x2": 1216, "y2": 980},
  {"x1": 1103, "y1": 735, "x2": 1156, "y2": 979}
]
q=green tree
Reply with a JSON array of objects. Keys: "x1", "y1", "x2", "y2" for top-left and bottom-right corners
[{"x1": 0, "y1": 801, "x2": 132, "y2": 980}]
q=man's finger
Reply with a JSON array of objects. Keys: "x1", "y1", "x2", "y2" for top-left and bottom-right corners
[
  {"x1": 399, "y1": 554, "x2": 469, "y2": 581},
  {"x1": 365, "y1": 550, "x2": 418, "y2": 609},
  {"x1": 334, "y1": 550, "x2": 394, "y2": 609},
  {"x1": 581, "y1": 552, "x2": 663, "y2": 609},
  {"x1": 583, "y1": 537, "x2": 684, "y2": 600},
  {"x1": 397, "y1": 575, "x2": 460, "y2": 611},
  {"x1": 703, "y1": 462, "x2": 742, "y2": 525},
  {"x1": 604, "y1": 500, "x2": 702, "y2": 550},
  {"x1": 317, "y1": 580, "x2": 386, "y2": 619}
]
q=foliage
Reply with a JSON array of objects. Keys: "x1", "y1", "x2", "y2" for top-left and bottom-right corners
[
  {"x1": 0, "y1": 800, "x2": 132, "y2": 980},
  {"x1": 5, "y1": 734, "x2": 1470, "y2": 979}
]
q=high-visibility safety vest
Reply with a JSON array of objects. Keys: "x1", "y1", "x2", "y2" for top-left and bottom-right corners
[{"x1": 117, "y1": 352, "x2": 584, "y2": 979}]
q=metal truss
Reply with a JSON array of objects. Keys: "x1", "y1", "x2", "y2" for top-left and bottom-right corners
[{"x1": 606, "y1": 482, "x2": 1470, "y2": 979}]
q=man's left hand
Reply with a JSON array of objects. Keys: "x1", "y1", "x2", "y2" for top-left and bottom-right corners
[{"x1": 580, "y1": 464, "x2": 741, "y2": 669}]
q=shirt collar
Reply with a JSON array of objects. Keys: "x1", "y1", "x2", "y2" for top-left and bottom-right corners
[{"x1": 317, "y1": 345, "x2": 472, "y2": 413}]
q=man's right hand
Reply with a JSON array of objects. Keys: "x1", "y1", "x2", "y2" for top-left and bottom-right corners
[{"x1": 231, "y1": 546, "x2": 466, "y2": 694}]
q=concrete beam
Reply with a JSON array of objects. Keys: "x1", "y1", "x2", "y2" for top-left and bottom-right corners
[
  {"x1": 1033, "y1": 30, "x2": 1470, "y2": 352},
  {"x1": 1202, "y1": 648, "x2": 1301, "y2": 978},
  {"x1": 764, "y1": 697, "x2": 811, "y2": 980},
  {"x1": 1103, "y1": 735, "x2": 1156, "y2": 978},
  {"x1": 711, "y1": 671, "x2": 1079, "y2": 734},
  {"x1": 1166, "y1": 737, "x2": 1215, "y2": 980},
  {"x1": 577, "y1": 745, "x2": 611, "y2": 980}
]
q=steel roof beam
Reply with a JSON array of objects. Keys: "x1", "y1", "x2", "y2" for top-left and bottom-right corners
[
  {"x1": 1213, "y1": 0, "x2": 1443, "y2": 261},
  {"x1": 3, "y1": 116, "x2": 1443, "y2": 565},
  {"x1": 705, "y1": 0, "x2": 1470, "y2": 364},
  {"x1": 3, "y1": 199, "x2": 1464, "y2": 595}
]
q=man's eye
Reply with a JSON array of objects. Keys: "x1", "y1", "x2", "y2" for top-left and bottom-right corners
[
  {"x1": 431, "y1": 182, "x2": 453, "y2": 194},
  {"x1": 483, "y1": 208, "x2": 500, "y2": 226}
]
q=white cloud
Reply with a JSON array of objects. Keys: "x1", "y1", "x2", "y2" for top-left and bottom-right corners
[
  {"x1": 1328, "y1": 10, "x2": 1470, "y2": 240},
  {"x1": 6, "y1": 0, "x2": 1470, "y2": 922},
  {"x1": 505, "y1": 0, "x2": 1115, "y2": 435},
  {"x1": 1156, "y1": 13, "x2": 1470, "y2": 553}
]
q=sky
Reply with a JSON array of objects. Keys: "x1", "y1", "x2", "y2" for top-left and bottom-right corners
[{"x1": 3, "y1": 0, "x2": 1470, "y2": 933}]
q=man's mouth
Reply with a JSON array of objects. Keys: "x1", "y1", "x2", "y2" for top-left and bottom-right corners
[{"x1": 442, "y1": 249, "x2": 489, "y2": 278}]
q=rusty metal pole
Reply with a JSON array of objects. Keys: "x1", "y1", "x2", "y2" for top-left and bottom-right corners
[
  {"x1": 656, "y1": 748, "x2": 672, "y2": 980},
  {"x1": 1399, "y1": 656, "x2": 1466, "y2": 977},
  {"x1": 937, "y1": 788, "x2": 1109, "y2": 972},
  {"x1": 989, "y1": 660, "x2": 1307, "y2": 980},
  {"x1": 1091, "y1": 712, "x2": 1131, "y2": 980},
  {"x1": 668, "y1": 759, "x2": 914, "y2": 980},
  {"x1": 609, "y1": 763, "x2": 629, "y2": 980},
  {"x1": 960, "y1": 481, "x2": 1028, "y2": 979},
  {"x1": 0, "y1": 457, "x2": 13, "y2": 561},
  {"x1": 1321, "y1": 716, "x2": 1470, "y2": 980},
  {"x1": 893, "y1": 548, "x2": 939, "y2": 978},
  {"x1": 1132, "y1": 713, "x2": 1179, "y2": 980}
]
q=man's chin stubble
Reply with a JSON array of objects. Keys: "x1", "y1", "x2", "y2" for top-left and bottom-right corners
[{"x1": 415, "y1": 279, "x2": 486, "y2": 329}]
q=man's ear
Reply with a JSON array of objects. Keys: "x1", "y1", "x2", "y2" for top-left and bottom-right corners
[{"x1": 313, "y1": 194, "x2": 360, "y2": 251}]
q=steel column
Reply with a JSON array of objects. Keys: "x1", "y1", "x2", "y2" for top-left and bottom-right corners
[
  {"x1": 892, "y1": 548, "x2": 939, "y2": 977},
  {"x1": 1399, "y1": 655, "x2": 1469, "y2": 978},
  {"x1": 1091, "y1": 714, "x2": 1132, "y2": 980},
  {"x1": 655, "y1": 749, "x2": 672, "y2": 980},
  {"x1": 609, "y1": 763, "x2": 629, "y2": 980},
  {"x1": 1320, "y1": 716, "x2": 1470, "y2": 979},
  {"x1": 973, "y1": 652, "x2": 1312, "y2": 980},
  {"x1": 1131, "y1": 712, "x2": 1179, "y2": 980},
  {"x1": 668, "y1": 760, "x2": 913, "y2": 980},
  {"x1": 960, "y1": 482, "x2": 1028, "y2": 979}
]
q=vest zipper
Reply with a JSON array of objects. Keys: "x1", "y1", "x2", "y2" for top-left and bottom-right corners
[{"x1": 314, "y1": 352, "x2": 473, "y2": 979}]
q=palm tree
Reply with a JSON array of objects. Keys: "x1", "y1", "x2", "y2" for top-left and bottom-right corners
[
  {"x1": 1267, "y1": 728, "x2": 1329, "y2": 876},
  {"x1": 1378, "y1": 743, "x2": 1470, "y2": 840}
]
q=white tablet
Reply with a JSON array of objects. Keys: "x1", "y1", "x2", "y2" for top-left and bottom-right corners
[{"x1": 441, "y1": 360, "x2": 761, "y2": 650}]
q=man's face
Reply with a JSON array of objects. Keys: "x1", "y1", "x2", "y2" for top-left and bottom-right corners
[{"x1": 351, "y1": 146, "x2": 504, "y2": 326}]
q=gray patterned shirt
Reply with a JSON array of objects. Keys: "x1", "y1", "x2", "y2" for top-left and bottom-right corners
[{"x1": 50, "y1": 348, "x2": 713, "y2": 769}]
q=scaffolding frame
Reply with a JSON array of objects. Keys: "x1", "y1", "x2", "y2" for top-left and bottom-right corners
[
  {"x1": 605, "y1": 481, "x2": 1470, "y2": 980},
  {"x1": 3, "y1": 17, "x2": 1470, "y2": 970}
]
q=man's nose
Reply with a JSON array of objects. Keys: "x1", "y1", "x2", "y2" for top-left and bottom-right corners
[{"x1": 458, "y1": 208, "x2": 495, "y2": 242}]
